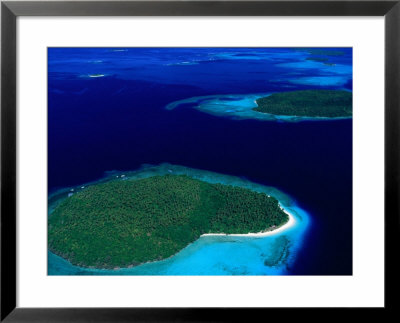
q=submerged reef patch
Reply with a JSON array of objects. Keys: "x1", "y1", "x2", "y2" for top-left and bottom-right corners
[
  {"x1": 49, "y1": 169, "x2": 288, "y2": 269},
  {"x1": 48, "y1": 164, "x2": 311, "y2": 275},
  {"x1": 166, "y1": 90, "x2": 352, "y2": 122}
]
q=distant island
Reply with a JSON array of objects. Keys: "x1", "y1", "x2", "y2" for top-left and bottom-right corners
[
  {"x1": 305, "y1": 57, "x2": 336, "y2": 66},
  {"x1": 295, "y1": 48, "x2": 345, "y2": 56},
  {"x1": 253, "y1": 90, "x2": 352, "y2": 118},
  {"x1": 165, "y1": 90, "x2": 352, "y2": 121},
  {"x1": 49, "y1": 174, "x2": 289, "y2": 269},
  {"x1": 306, "y1": 57, "x2": 329, "y2": 62}
]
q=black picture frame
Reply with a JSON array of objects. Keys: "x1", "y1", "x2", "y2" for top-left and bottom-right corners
[{"x1": 1, "y1": 0, "x2": 399, "y2": 321}]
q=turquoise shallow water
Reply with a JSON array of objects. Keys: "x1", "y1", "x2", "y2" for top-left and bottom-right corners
[
  {"x1": 165, "y1": 93, "x2": 351, "y2": 122},
  {"x1": 48, "y1": 164, "x2": 311, "y2": 275},
  {"x1": 276, "y1": 60, "x2": 352, "y2": 86}
]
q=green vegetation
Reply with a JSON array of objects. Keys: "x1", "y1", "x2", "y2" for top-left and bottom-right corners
[
  {"x1": 253, "y1": 90, "x2": 352, "y2": 118},
  {"x1": 49, "y1": 175, "x2": 288, "y2": 269}
]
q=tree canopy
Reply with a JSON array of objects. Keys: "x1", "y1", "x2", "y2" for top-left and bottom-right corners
[
  {"x1": 49, "y1": 175, "x2": 288, "y2": 269},
  {"x1": 253, "y1": 90, "x2": 352, "y2": 117}
]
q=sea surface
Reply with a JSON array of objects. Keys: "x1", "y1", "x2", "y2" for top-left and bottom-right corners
[{"x1": 48, "y1": 48, "x2": 352, "y2": 275}]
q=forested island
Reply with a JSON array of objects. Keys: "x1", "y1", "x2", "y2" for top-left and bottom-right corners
[
  {"x1": 253, "y1": 90, "x2": 352, "y2": 118},
  {"x1": 49, "y1": 175, "x2": 288, "y2": 269}
]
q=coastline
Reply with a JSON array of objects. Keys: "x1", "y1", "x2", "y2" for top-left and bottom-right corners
[
  {"x1": 165, "y1": 93, "x2": 352, "y2": 122},
  {"x1": 49, "y1": 209, "x2": 295, "y2": 271},
  {"x1": 48, "y1": 164, "x2": 303, "y2": 273},
  {"x1": 48, "y1": 202, "x2": 310, "y2": 275},
  {"x1": 200, "y1": 207, "x2": 295, "y2": 238},
  {"x1": 48, "y1": 208, "x2": 295, "y2": 271}
]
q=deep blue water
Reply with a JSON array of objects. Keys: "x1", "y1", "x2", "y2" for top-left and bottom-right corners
[{"x1": 48, "y1": 48, "x2": 352, "y2": 275}]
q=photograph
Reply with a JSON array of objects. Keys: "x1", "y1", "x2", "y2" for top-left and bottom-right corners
[{"x1": 47, "y1": 47, "x2": 353, "y2": 276}]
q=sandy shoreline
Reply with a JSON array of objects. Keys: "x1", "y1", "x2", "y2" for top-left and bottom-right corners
[
  {"x1": 49, "y1": 164, "x2": 298, "y2": 271},
  {"x1": 49, "y1": 207, "x2": 297, "y2": 271},
  {"x1": 200, "y1": 207, "x2": 295, "y2": 238}
]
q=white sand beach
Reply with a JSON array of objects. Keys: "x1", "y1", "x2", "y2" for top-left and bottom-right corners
[{"x1": 200, "y1": 206, "x2": 295, "y2": 238}]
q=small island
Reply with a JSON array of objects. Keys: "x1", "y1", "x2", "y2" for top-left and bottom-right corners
[
  {"x1": 305, "y1": 57, "x2": 336, "y2": 66},
  {"x1": 253, "y1": 90, "x2": 352, "y2": 118},
  {"x1": 295, "y1": 48, "x2": 345, "y2": 56},
  {"x1": 306, "y1": 57, "x2": 329, "y2": 63},
  {"x1": 49, "y1": 174, "x2": 288, "y2": 269}
]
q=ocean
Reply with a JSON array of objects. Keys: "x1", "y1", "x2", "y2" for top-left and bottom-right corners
[{"x1": 48, "y1": 48, "x2": 352, "y2": 275}]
